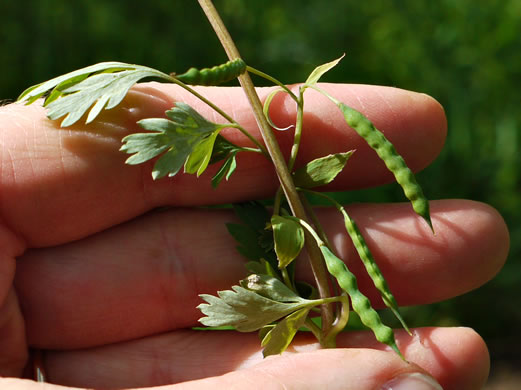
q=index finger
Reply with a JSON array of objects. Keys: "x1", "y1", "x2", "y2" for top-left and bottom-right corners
[{"x1": 0, "y1": 83, "x2": 446, "y2": 247}]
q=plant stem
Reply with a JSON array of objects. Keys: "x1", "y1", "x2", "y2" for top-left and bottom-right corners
[
  {"x1": 198, "y1": 0, "x2": 334, "y2": 338},
  {"x1": 246, "y1": 66, "x2": 298, "y2": 102},
  {"x1": 288, "y1": 87, "x2": 305, "y2": 172}
]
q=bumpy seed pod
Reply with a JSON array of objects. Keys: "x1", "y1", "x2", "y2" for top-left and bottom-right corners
[
  {"x1": 175, "y1": 59, "x2": 247, "y2": 86},
  {"x1": 340, "y1": 207, "x2": 410, "y2": 333},
  {"x1": 339, "y1": 103, "x2": 433, "y2": 231},
  {"x1": 320, "y1": 245, "x2": 405, "y2": 359}
]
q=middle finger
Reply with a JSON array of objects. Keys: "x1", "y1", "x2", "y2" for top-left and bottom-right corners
[{"x1": 14, "y1": 199, "x2": 507, "y2": 350}]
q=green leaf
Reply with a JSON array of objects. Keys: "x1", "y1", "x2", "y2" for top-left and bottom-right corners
[
  {"x1": 258, "y1": 324, "x2": 276, "y2": 342},
  {"x1": 304, "y1": 54, "x2": 345, "y2": 85},
  {"x1": 271, "y1": 215, "x2": 305, "y2": 269},
  {"x1": 184, "y1": 131, "x2": 220, "y2": 176},
  {"x1": 117, "y1": 131, "x2": 171, "y2": 165},
  {"x1": 211, "y1": 152, "x2": 237, "y2": 188},
  {"x1": 292, "y1": 151, "x2": 354, "y2": 188},
  {"x1": 120, "y1": 103, "x2": 228, "y2": 179},
  {"x1": 209, "y1": 135, "x2": 242, "y2": 164},
  {"x1": 245, "y1": 259, "x2": 280, "y2": 280},
  {"x1": 261, "y1": 307, "x2": 310, "y2": 357},
  {"x1": 197, "y1": 285, "x2": 314, "y2": 332},
  {"x1": 233, "y1": 201, "x2": 271, "y2": 231},
  {"x1": 18, "y1": 62, "x2": 173, "y2": 127},
  {"x1": 226, "y1": 223, "x2": 273, "y2": 262},
  {"x1": 245, "y1": 261, "x2": 267, "y2": 275},
  {"x1": 240, "y1": 274, "x2": 303, "y2": 303}
]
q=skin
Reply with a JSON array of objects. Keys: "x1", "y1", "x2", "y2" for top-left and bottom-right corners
[{"x1": 0, "y1": 83, "x2": 509, "y2": 389}]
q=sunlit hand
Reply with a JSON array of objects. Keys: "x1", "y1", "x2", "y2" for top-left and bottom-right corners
[{"x1": 0, "y1": 83, "x2": 509, "y2": 389}]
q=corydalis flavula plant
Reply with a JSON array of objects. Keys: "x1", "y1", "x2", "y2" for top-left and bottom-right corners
[{"x1": 17, "y1": 1, "x2": 433, "y2": 360}]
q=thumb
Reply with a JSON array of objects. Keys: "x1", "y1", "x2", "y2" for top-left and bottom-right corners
[
  {"x1": 174, "y1": 348, "x2": 442, "y2": 390},
  {"x1": 1, "y1": 349, "x2": 442, "y2": 390}
]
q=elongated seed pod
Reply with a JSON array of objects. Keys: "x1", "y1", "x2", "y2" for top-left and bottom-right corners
[
  {"x1": 338, "y1": 103, "x2": 433, "y2": 231},
  {"x1": 320, "y1": 245, "x2": 404, "y2": 359},
  {"x1": 340, "y1": 207, "x2": 410, "y2": 333},
  {"x1": 175, "y1": 59, "x2": 247, "y2": 86}
]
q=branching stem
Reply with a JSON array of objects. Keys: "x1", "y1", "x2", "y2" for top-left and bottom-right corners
[{"x1": 198, "y1": 0, "x2": 334, "y2": 339}]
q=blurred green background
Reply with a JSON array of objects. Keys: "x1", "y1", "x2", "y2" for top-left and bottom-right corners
[{"x1": 2, "y1": 0, "x2": 520, "y2": 384}]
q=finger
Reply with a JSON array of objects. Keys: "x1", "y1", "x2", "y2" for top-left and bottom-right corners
[
  {"x1": 0, "y1": 288, "x2": 27, "y2": 377},
  {"x1": 15, "y1": 199, "x2": 508, "y2": 349},
  {"x1": 0, "y1": 225, "x2": 27, "y2": 376},
  {"x1": 0, "y1": 84, "x2": 446, "y2": 247},
  {"x1": 39, "y1": 327, "x2": 487, "y2": 390}
]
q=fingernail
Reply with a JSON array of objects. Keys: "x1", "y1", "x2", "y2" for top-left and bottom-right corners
[{"x1": 381, "y1": 372, "x2": 443, "y2": 390}]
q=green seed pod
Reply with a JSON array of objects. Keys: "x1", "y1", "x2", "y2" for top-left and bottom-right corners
[
  {"x1": 340, "y1": 207, "x2": 410, "y2": 333},
  {"x1": 338, "y1": 103, "x2": 433, "y2": 232},
  {"x1": 320, "y1": 245, "x2": 405, "y2": 359},
  {"x1": 175, "y1": 59, "x2": 247, "y2": 86}
]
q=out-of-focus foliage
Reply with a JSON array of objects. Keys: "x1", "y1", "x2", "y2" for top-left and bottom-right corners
[{"x1": 2, "y1": 0, "x2": 520, "y2": 372}]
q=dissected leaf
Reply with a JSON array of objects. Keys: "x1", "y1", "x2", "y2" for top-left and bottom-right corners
[
  {"x1": 121, "y1": 102, "x2": 231, "y2": 179},
  {"x1": 304, "y1": 54, "x2": 345, "y2": 85},
  {"x1": 271, "y1": 215, "x2": 305, "y2": 268},
  {"x1": 198, "y1": 285, "x2": 314, "y2": 332},
  {"x1": 292, "y1": 151, "x2": 354, "y2": 188},
  {"x1": 18, "y1": 62, "x2": 173, "y2": 127},
  {"x1": 261, "y1": 307, "x2": 310, "y2": 357},
  {"x1": 226, "y1": 202, "x2": 280, "y2": 270}
]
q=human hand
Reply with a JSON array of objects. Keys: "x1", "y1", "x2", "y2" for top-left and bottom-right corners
[{"x1": 0, "y1": 83, "x2": 509, "y2": 389}]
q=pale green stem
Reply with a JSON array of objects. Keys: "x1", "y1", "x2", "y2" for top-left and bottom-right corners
[
  {"x1": 281, "y1": 268, "x2": 293, "y2": 290},
  {"x1": 246, "y1": 66, "x2": 299, "y2": 102},
  {"x1": 304, "y1": 318, "x2": 322, "y2": 340},
  {"x1": 288, "y1": 86, "x2": 305, "y2": 172},
  {"x1": 300, "y1": 193, "x2": 340, "y2": 300},
  {"x1": 323, "y1": 294, "x2": 350, "y2": 347}
]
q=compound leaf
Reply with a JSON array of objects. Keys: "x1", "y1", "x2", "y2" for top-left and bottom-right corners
[
  {"x1": 18, "y1": 62, "x2": 174, "y2": 127},
  {"x1": 121, "y1": 102, "x2": 231, "y2": 179},
  {"x1": 198, "y1": 285, "x2": 313, "y2": 332}
]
